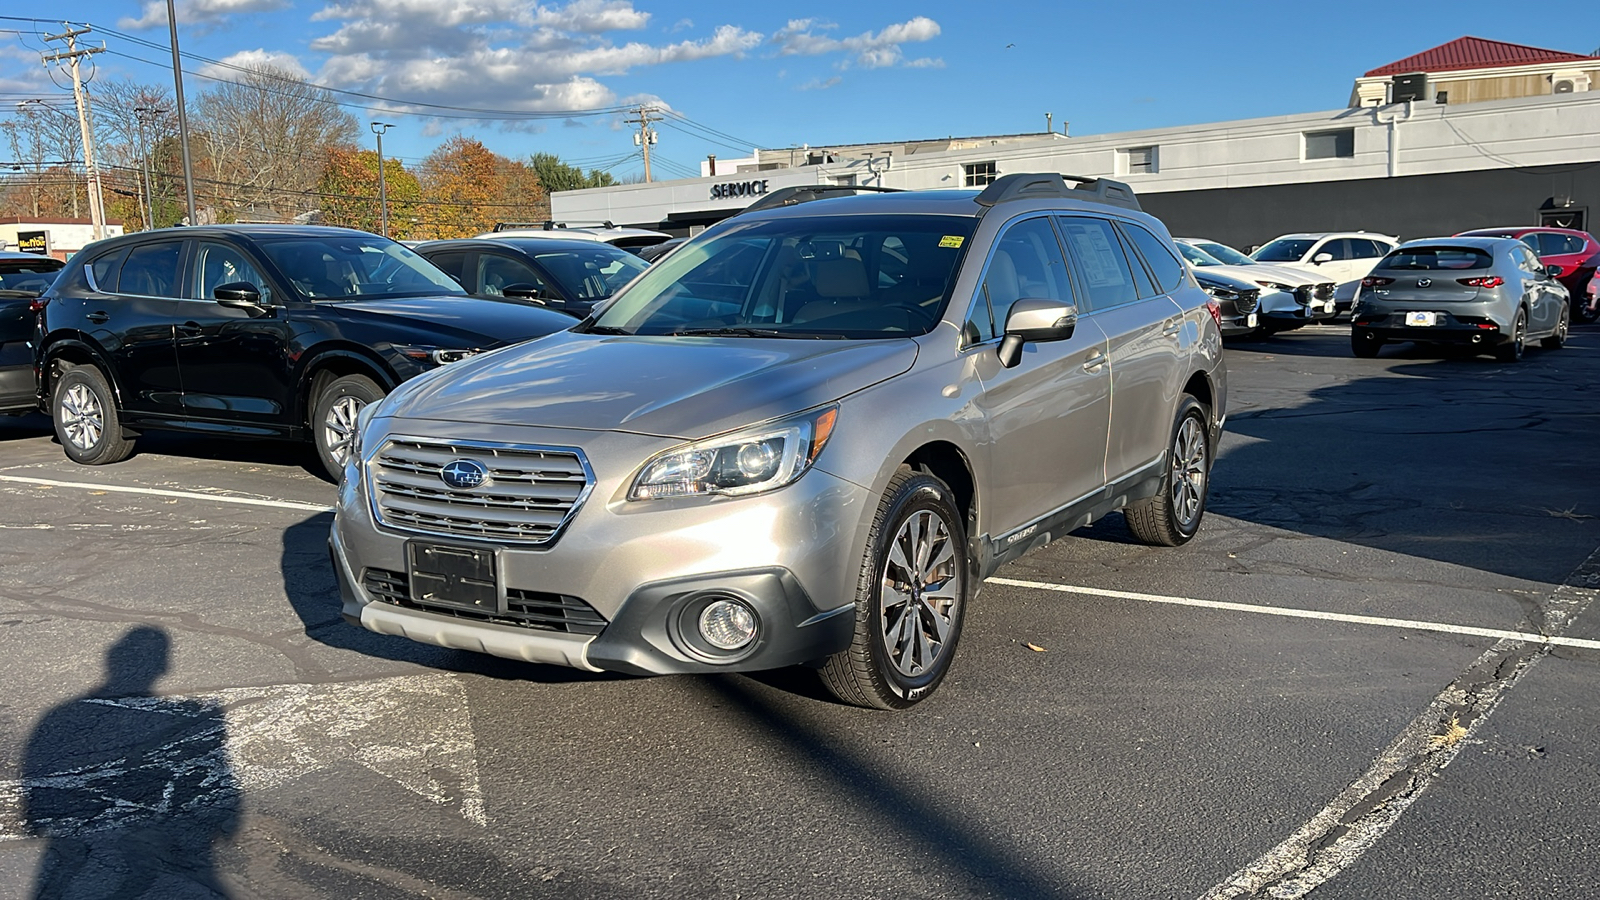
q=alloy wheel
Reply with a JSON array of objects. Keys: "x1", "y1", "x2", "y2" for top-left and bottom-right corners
[
  {"x1": 1169, "y1": 415, "x2": 1208, "y2": 531},
  {"x1": 879, "y1": 509, "x2": 962, "y2": 678},
  {"x1": 322, "y1": 395, "x2": 365, "y2": 468},
  {"x1": 59, "y1": 383, "x2": 104, "y2": 451}
]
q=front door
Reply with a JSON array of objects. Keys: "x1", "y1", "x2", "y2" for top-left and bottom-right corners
[
  {"x1": 966, "y1": 215, "x2": 1111, "y2": 536},
  {"x1": 175, "y1": 239, "x2": 298, "y2": 429}
]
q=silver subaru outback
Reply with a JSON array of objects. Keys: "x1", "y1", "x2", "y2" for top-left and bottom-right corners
[{"x1": 331, "y1": 174, "x2": 1228, "y2": 709}]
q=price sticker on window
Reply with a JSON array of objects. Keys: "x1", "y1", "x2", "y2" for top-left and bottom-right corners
[{"x1": 938, "y1": 235, "x2": 964, "y2": 249}]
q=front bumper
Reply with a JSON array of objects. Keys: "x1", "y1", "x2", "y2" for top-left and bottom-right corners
[
  {"x1": 1218, "y1": 312, "x2": 1257, "y2": 337},
  {"x1": 331, "y1": 419, "x2": 868, "y2": 676}
]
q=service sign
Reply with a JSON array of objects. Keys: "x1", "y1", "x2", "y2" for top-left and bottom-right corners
[
  {"x1": 16, "y1": 230, "x2": 49, "y2": 255},
  {"x1": 709, "y1": 180, "x2": 769, "y2": 201}
]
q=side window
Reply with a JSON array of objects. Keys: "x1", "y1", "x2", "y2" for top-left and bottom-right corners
[
  {"x1": 1056, "y1": 216, "x2": 1139, "y2": 311},
  {"x1": 191, "y1": 241, "x2": 271, "y2": 304},
  {"x1": 116, "y1": 241, "x2": 184, "y2": 297},
  {"x1": 88, "y1": 246, "x2": 131, "y2": 293},
  {"x1": 479, "y1": 254, "x2": 555, "y2": 298},
  {"x1": 1520, "y1": 246, "x2": 1545, "y2": 273},
  {"x1": 1517, "y1": 235, "x2": 1540, "y2": 255},
  {"x1": 425, "y1": 251, "x2": 470, "y2": 289},
  {"x1": 1350, "y1": 238, "x2": 1388, "y2": 259},
  {"x1": 1121, "y1": 223, "x2": 1186, "y2": 295},
  {"x1": 1315, "y1": 239, "x2": 1350, "y2": 262},
  {"x1": 982, "y1": 217, "x2": 1073, "y2": 331}
]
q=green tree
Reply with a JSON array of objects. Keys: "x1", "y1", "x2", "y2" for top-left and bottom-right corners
[{"x1": 529, "y1": 152, "x2": 616, "y2": 194}]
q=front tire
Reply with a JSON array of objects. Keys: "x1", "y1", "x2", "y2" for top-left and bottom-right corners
[
  {"x1": 1125, "y1": 396, "x2": 1211, "y2": 547},
  {"x1": 820, "y1": 469, "x2": 970, "y2": 710},
  {"x1": 312, "y1": 374, "x2": 384, "y2": 482},
  {"x1": 51, "y1": 364, "x2": 135, "y2": 466},
  {"x1": 1494, "y1": 310, "x2": 1527, "y2": 363}
]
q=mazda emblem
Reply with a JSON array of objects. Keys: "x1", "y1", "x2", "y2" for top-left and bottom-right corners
[
  {"x1": 1417, "y1": 278, "x2": 1432, "y2": 288},
  {"x1": 440, "y1": 459, "x2": 488, "y2": 490}
]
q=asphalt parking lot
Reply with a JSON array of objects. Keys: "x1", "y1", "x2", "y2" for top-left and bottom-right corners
[{"x1": 1, "y1": 323, "x2": 1597, "y2": 900}]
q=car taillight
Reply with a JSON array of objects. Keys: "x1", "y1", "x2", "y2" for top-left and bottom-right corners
[
  {"x1": 28, "y1": 297, "x2": 48, "y2": 312},
  {"x1": 1205, "y1": 299, "x2": 1222, "y2": 328},
  {"x1": 1457, "y1": 276, "x2": 1504, "y2": 288},
  {"x1": 1361, "y1": 276, "x2": 1394, "y2": 287}
]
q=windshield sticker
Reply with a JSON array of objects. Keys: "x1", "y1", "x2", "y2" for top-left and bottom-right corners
[{"x1": 938, "y1": 235, "x2": 965, "y2": 249}]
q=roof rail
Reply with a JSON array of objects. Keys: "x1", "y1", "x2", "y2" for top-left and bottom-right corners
[
  {"x1": 492, "y1": 220, "x2": 616, "y2": 232},
  {"x1": 734, "y1": 184, "x2": 904, "y2": 217},
  {"x1": 973, "y1": 173, "x2": 1141, "y2": 211}
]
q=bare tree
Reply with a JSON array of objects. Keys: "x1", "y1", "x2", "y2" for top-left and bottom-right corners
[
  {"x1": 194, "y1": 64, "x2": 359, "y2": 221},
  {"x1": 0, "y1": 100, "x2": 85, "y2": 219}
]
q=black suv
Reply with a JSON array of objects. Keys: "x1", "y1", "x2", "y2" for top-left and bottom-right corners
[
  {"x1": 2, "y1": 251, "x2": 66, "y2": 414},
  {"x1": 34, "y1": 225, "x2": 575, "y2": 478},
  {"x1": 415, "y1": 236, "x2": 649, "y2": 318}
]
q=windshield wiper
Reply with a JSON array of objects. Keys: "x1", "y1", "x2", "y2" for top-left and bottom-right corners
[
  {"x1": 582, "y1": 324, "x2": 632, "y2": 335},
  {"x1": 672, "y1": 326, "x2": 843, "y2": 339}
]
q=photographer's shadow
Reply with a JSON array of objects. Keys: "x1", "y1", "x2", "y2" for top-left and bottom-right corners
[{"x1": 23, "y1": 627, "x2": 239, "y2": 898}]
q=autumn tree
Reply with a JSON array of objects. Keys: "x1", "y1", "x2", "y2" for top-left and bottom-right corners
[
  {"x1": 0, "y1": 101, "x2": 85, "y2": 220},
  {"x1": 91, "y1": 79, "x2": 180, "y2": 230},
  {"x1": 317, "y1": 147, "x2": 421, "y2": 238},
  {"x1": 416, "y1": 137, "x2": 546, "y2": 238}
]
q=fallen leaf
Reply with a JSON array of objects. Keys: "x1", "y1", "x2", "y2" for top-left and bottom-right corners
[{"x1": 1024, "y1": 642, "x2": 1046, "y2": 652}]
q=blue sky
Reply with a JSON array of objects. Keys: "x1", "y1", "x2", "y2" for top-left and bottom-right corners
[{"x1": 4, "y1": 1, "x2": 1598, "y2": 181}]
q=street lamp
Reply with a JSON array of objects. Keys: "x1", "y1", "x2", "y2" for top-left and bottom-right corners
[{"x1": 370, "y1": 122, "x2": 393, "y2": 238}]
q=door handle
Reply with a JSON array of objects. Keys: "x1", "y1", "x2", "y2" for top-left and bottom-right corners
[
  {"x1": 86, "y1": 311, "x2": 110, "y2": 324},
  {"x1": 1082, "y1": 352, "x2": 1107, "y2": 373}
]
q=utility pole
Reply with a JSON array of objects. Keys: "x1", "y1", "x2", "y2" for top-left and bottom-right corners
[
  {"x1": 134, "y1": 106, "x2": 158, "y2": 228},
  {"x1": 370, "y1": 122, "x2": 392, "y2": 238},
  {"x1": 41, "y1": 25, "x2": 106, "y2": 240},
  {"x1": 165, "y1": 0, "x2": 198, "y2": 225},
  {"x1": 625, "y1": 105, "x2": 661, "y2": 183}
]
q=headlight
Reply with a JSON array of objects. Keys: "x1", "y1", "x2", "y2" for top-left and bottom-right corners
[
  {"x1": 629, "y1": 406, "x2": 838, "y2": 501},
  {"x1": 393, "y1": 344, "x2": 481, "y2": 366}
]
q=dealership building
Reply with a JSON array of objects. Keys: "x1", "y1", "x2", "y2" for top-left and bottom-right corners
[{"x1": 552, "y1": 37, "x2": 1600, "y2": 250}]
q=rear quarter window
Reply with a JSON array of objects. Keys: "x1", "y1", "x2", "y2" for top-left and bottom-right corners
[{"x1": 1376, "y1": 247, "x2": 1494, "y2": 270}]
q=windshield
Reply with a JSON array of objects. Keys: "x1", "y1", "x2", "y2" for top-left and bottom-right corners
[
  {"x1": 1174, "y1": 242, "x2": 1223, "y2": 267},
  {"x1": 1195, "y1": 241, "x2": 1256, "y2": 266},
  {"x1": 532, "y1": 245, "x2": 648, "y2": 300},
  {"x1": 0, "y1": 258, "x2": 63, "y2": 294},
  {"x1": 588, "y1": 215, "x2": 975, "y2": 338},
  {"x1": 1252, "y1": 239, "x2": 1317, "y2": 263},
  {"x1": 256, "y1": 236, "x2": 464, "y2": 300}
]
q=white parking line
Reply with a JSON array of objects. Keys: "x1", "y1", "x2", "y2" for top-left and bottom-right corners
[
  {"x1": 0, "y1": 474, "x2": 334, "y2": 514},
  {"x1": 986, "y1": 576, "x2": 1600, "y2": 650}
]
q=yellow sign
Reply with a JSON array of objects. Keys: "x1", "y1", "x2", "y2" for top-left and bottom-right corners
[
  {"x1": 16, "y1": 231, "x2": 49, "y2": 254},
  {"x1": 938, "y1": 235, "x2": 964, "y2": 249}
]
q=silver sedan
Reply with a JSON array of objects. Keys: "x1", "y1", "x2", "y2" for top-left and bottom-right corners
[{"x1": 1350, "y1": 237, "x2": 1569, "y2": 362}]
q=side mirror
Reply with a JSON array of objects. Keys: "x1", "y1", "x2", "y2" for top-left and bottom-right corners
[
  {"x1": 1545, "y1": 265, "x2": 1565, "y2": 278},
  {"x1": 1312, "y1": 252, "x2": 1334, "y2": 264},
  {"x1": 501, "y1": 282, "x2": 560, "y2": 306},
  {"x1": 998, "y1": 298, "x2": 1077, "y2": 368},
  {"x1": 213, "y1": 281, "x2": 270, "y2": 317}
]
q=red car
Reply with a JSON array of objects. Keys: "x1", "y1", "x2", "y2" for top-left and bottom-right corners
[{"x1": 1457, "y1": 226, "x2": 1599, "y2": 320}]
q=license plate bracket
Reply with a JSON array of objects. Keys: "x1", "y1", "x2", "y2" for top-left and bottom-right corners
[
  {"x1": 407, "y1": 542, "x2": 500, "y2": 614},
  {"x1": 1405, "y1": 311, "x2": 1437, "y2": 327}
]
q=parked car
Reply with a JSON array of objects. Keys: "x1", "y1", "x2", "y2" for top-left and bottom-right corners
[
  {"x1": 1173, "y1": 240, "x2": 1334, "y2": 332},
  {"x1": 635, "y1": 236, "x2": 688, "y2": 263},
  {"x1": 33, "y1": 225, "x2": 576, "y2": 479},
  {"x1": 1350, "y1": 237, "x2": 1568, "y2": 361},
  {"x1": 1455, "y1": 226, "x2": 1599, "y2": 322},
  {"x1": 1, "y1": 251, "x2": 67, "y2": 415},
  {"x1": 1190, "y1": 267, "x2": 1260, "y2": 337},
  {"x1": 333, "y1": 173, "x2": 1227, "y2": 709},
  {"x1": 1251, "y1": 232, "x2": 1399, "y2": 313},
  {"x1": 414, "y1": 236, "x2": 649, "y2": 318},
  {"x1": 479, "y1": 221, "x2": 672, "y2": 253}
]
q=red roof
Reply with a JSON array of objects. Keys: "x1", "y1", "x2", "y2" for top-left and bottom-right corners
[{"x1": 1364, "y1": 36, "x2": 1599, "y2": 78}]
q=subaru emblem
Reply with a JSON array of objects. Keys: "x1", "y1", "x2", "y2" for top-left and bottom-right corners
[
  {"x1": 440, "y1": 459, "x2": 488, "y2": 490},
  {"x1": 1417, "y1": 278, "x2": 1432, "y2": 288}
]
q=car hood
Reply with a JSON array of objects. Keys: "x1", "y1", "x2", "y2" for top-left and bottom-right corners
[
  {"x1": 1241, "y1": 263, "x2": 1338, "y2": 286},
  {"x1": 329, "y1": 295, "x2": 575, "y2": 346},
  {"x1": 380, "y1": 330, "x2": 920, "y2": 440}
]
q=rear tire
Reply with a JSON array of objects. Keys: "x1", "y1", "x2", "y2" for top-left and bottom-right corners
[
  {"x1": 1351, "y1": 328, "x2": 1384, "y2": 358},
  {"x1": 312, "y1": 374, "x2": 384, "y2": 482},
  {"x1": 820, "y1": 468, "x2": 969, "y2": 710},
  {"x1": 1125, "y1": 396, "x2": 1211, "y2": 547},
  {"x1": 51, "y1": 364, "x2": 135, "y2": 466},
  {"x1": 1494, "y1": 310, "x2": 1527, "y2": 363},
  {"x1": 1541, "y1": 306, "x2": 1569, "y2": 350}
]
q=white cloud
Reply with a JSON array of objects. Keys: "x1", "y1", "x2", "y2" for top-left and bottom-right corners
[
  {"x1": 771, "y1": 16, "x2": 941, "y2": 68},
  {"x1": 797, "y1": 76, "x2": 842, "y2": 91},
  {"x1": 199, "y1": 49, "x2": 311, "y2": 80},
  {"x1": 120, "y1": 0, "x2": 289, "y2": 30}
]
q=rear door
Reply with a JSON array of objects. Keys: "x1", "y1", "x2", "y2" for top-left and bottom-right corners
[
  {"x1": 91, "y1": 240, "x2": 186, "y2": 417},
  {"x1": 175, "y1": 239, "x2": 300, "y2": 426},
  {"x1": 965, "y1": 214, "x2": 1110, "y2": 534},
  {"x1": 1059, "y1": 216, "x2": 1184, "y2": 482}
]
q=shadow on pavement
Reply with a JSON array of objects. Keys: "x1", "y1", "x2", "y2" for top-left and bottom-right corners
[{"x1": 22, "y1": 627, "x2": 240, "y2": 898}]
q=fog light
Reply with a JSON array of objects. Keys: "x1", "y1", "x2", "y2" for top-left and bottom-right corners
[{"x1": 699, "y1": 599, "x2": 757, "y2": 650}]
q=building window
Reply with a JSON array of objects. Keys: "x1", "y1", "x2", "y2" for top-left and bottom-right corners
[
  {"x1": 1122, "y1": 146, "x2": 1158, "y2": 174},
  {"x1": 1304, "y1": 129, "x2": 1355, "y2": 160},
  {"x1": 964, "y1": 161, "x2": 998, "y2": 186}
]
